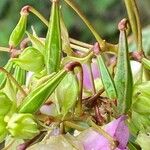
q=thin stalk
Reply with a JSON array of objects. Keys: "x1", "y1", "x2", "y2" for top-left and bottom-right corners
[
  {"x1": 70, "y1": 43, "x2": 90, "y2": 53},
  {"x1": 63, "y1": 0, "x2": 103, "y2": 43},
  {"x1": 64, "y1": 121, "x2": 86, "y2": 131},
  {"x1": 2, "y1": 139, "x2": 15, "y2": 150},
  {"x1": 130, "y1": 0, "x2": 143, "y2": 52},
  {"x1": 0, "y1": 47, "x2": 10, "y2": 52},
  {"x1": 0, "y1": 67, "x2": 27, "y2": 97},
  {"x1": 70, "y1": 38, "x2": 93, "y2": 49},
  {"x1": 124, "y1": 0, "x2": 138, "y2": 45},
  {"x1": 63, "y1": 0, "x2": 117, "y2": 54},
  {"x1": 87, "y1": 62, "x2": 96, "y2": 94},
  {"x1": 29, "y1": 6, "x2": 49, "y2": 26},
  {"x1": 76, "y1": 66, "x2": 83, "y2": 116}
]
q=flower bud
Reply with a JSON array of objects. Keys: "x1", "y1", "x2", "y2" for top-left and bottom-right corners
[
  {"x1": 7, "y1": 113, "x2": 39, "y2": 139},
  {"x1": 0, "y1": 116, "x2": 7, "y2": 143},
  {"x1": 0, "y1": 92, "x2": 12, "y2": 116},
  {"x1": 12, "y1": 47, "x2": 44, "y2": 73}
]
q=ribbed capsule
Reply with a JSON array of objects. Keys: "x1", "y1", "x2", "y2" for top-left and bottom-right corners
[
  {"x1": 19, "y1": 69, "x2": 67, "y2": 113},
  {"x1": 114, "y1": 19, "x2": 133, "y2": 114},
  {"x1": 45, "y1": 0, "x2": 61, "y2": 74},
  {"x1": 13, "y1": 65, "x2": 26, "y2": 92},
  {"x1": 9, "y1": 10, "x2": 28, "y2": 48}
]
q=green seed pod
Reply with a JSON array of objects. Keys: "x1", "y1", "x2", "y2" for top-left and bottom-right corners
[
  {"x1": 56, "y1": 72, "x2": 79, "y2": 118},
  {"x1": 12, "y1": 47, "x2": 44, "y2": 73},
  {"x1": 26, "y1": 32, "x2": 45, "y2": 54},
  {"x1": 45, "y1": 0, "x2": 61, "y2": 74},
  {"x1": 114, "y1": 19, "x2": 133, "y2": 114},
  {"x1": 0, "y1": 92, "x2": 13, "y2": 116},
  {"x1": 19, "y1": 69, "x2": 67, "y2": 113},
  {"x1": 0, "y1": 61, "x2": 14, "y2": 89},
  {"x1": 96, "y1": 54, "x2": 117, "y2": 99},
  {"x1": 9, "y1": 10, "x2": 28, "y2": 48},
  {"x1": 7, "y1": 113, "x2": 39, "y2": 139},
  {"x1": 0, "y1": 116, "x2": 7, "y2": 143}
]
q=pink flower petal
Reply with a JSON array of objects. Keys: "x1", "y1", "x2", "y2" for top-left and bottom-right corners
[{"x1": 77, "y1": 116, "x2": 129, "y2": 150}]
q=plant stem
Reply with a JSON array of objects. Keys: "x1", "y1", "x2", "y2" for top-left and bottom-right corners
[
  {"x1": 63, "y1": 0, "x2": 102, "y2": 43},
  {"x1": 64, "y1": 121, "x2": 86, "y2": 131},
  {"x1": 70, "y1": 38, "x2": 93, "y2": 49},
  {"x1": 63, "y1": 0, "x2": 117, "y2": 54},
  {"x1": 130, "y1": 0, "x2": 143, "y2": 52},
  {"x1": 28, "y1": 6, "x2": 49, "y2": 26},
  {"x1": 124, "y1": 0, "x2": 143, "y2": 53},
  {"x1": 70, "y1": 43, "x2": 90, "y2": 53},
  {"x1": 0, "y1": 47, "x2": 10, "y2": 52},
  {"x1": 87, "y1": 62, "x2": 96, "y2": 94},
  {"x1": 124, "y1": 0, "x2": 138, "y2": 45},
  {"x1": 0, "y1": 67, "x2": 27, "y2": 97}
]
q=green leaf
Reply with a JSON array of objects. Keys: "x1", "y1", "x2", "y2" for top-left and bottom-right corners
[
  {"x1": 45, "y1": 0, "x2": 61, "y2": 74},
  {"x1": 56, "y1": 72, "x2": 79, "y2": 118}
]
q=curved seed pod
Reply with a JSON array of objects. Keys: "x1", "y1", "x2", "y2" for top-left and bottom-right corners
[
  {"x1": 19, "y1": 69, "x2": 67, "y2": 113},
  {"x1": 0, "y1": 61, "x2": 14, "y2": 89},
  {"x1": 93, "y1": 43, "x2": 117, "y2": 100},
  {"x1": 9, "y1": 10, "x2": 28, "y2": 48},
  {"x1": 96, "y1": 55, "x2": 117, "y2": 99},
  {"x1": 56, "y1": 72, "x2": 79, "y2": 118},
  {"x1": 114, "y1": 19, "x2": 133, "y2": 114},
  {"x1": 12, "y1": 47, "x2": 44, "y2": 73},
  {"x1": 45, "y1": 0, "x2": 61, "y2": 74},
  {"x1": 26, "y1": 32, "x2": 45, "y2": 54}
]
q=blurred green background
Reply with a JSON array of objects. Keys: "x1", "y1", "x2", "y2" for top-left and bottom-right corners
[{"x1": 0, "y1": 0, "x2": 150, "y2": 65}]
